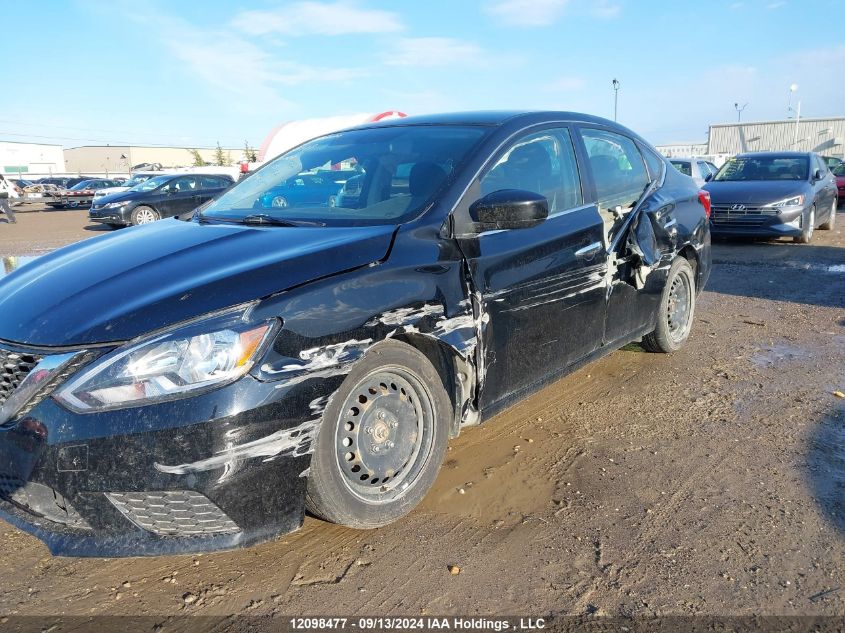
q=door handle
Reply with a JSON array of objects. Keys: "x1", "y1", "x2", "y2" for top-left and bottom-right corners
[{"x1": 575, "y1": 242, "x2": 603, "y2": 260}]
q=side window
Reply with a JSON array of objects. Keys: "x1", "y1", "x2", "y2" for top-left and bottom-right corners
[
  {"x1": 200, "y1": 176, "x2": 226, "y2": 189},
  {"x1": 641, "y1": 145, "x2": 665, "y2": 181},
  {"x1": 696, "y1": 161, "x2": 710, "y2": 177},
  {"x1": 173, "y1": 177, "x2": 198, "y2": 192},
  {"x1": 580, "y1": 128, "x2": 649, "y2": 210},
  {"x1": 479, "y1": 128, "x2": 582, "y2": 215}
]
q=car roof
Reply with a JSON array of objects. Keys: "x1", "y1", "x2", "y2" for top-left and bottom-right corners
[
  {"x1": 346, "y1": 110, "x2": 623, "y2": 131},
  {"x1": 734, "y1": 151, "x2": 813, "y2": 158}
]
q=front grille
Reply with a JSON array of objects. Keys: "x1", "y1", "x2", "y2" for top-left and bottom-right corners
[
  {"x1": 0, "y1": 347, "x2": 41, "y2": 408},
  {"x1": 106, "y1": 491, "x2": 241, "y2": 536},
  {"x1": 711, "y1": 204, "x2": 779, "y2": 226}
]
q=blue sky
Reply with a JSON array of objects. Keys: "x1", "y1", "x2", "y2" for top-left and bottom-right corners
[{"x1": 1, "y1": 0, "x2": 841, "y2": 149}]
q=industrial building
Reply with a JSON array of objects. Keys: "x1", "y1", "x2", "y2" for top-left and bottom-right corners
[
  {"x1": 0, "y1": 141, "x2": 65, "y2": 177},
  {"x1": 63, "y1": 145, "x2": 243, "y2": 174},
  {"x1": 657, "y1": 116, "x2": 845, "y2": 161}
]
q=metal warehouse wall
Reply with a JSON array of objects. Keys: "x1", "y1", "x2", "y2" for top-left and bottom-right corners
[
  {"x1": 708, "y1": 118, "x2": 845, "y2": 158},
  {"x1": 63, "y1": 146, "x2": 243, "y2": 173},
  {"x1": 0, "y1": 141, "x2": 65, "y2": 176}
]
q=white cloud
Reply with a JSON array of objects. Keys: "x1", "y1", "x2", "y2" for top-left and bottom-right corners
[
  {"x1": 124, "y1": 11, "x2": 368, "y2": 116},
  {"x1": 766, "y1": 1, "x2": 785, "y2": 8},
  {"x1": 485, "y1": 0, "x2": 571, "y2": 26},
  {"x1": 383, "y1": 37, "x2": 489, "y2": 67},
  {"x1": 729, "y1": 2, "x2": 744, "y2": 8},
  {"x1": 231, "y1": 2, "x2": 404, "y2": 36}
]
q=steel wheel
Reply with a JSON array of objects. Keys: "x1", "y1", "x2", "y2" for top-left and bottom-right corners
[
  {"x1": 271, "y1": 196, "x2": 289, "y2": 208},
  {"x1": 327, "y1": 195, "x2": 337, "y2": 207},
  {"x1": 334, "y1": 367, "x2": 434, "y2": 503},
  {"x1": 666, "y1": 269, "x2": 693, "y2": 344}
]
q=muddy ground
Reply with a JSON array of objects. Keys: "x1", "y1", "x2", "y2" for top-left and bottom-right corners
[{"x1": 0, "y1": 207, "x2": 843, "y2": 622}]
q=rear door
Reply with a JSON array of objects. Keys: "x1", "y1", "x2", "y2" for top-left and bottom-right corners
[
  {"x1": 196, "y1": 176, "x2": 230, "y2": 207},
  {"x1": 454, "y1": 126, "x2": 608, "y2": 409},
  {"x1": 575, "y1": 126, "x2": 667, "y2": 346}
]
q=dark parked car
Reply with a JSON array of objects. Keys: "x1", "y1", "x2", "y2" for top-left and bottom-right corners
[
  {"x1": 38, "y1": 176, "x2": 93, "y2": 189},
  {"x1": 703, "y1": 151, "x2": 838, "y2": 243},
  {"x1": 46, "y1": 179, "x2": 122, "y2": 209},
  {"x1": 0, "y1": 111, "x2": 710, "y2": 557},
  {"x1": 822, "y1": 156, "x2": 843, "y2": 170},
  {"x1": 833, "y1": 163, "x2": 845, "y2": 205},
  {"x1": 88, "y1": 173, "x2": 234, "y2": 227}
]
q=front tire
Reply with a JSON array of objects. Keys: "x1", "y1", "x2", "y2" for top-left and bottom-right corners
[
  {"x1": 130, "y1": 205, "x2": 159, "y2": 225},
  {"x1": 642, "y1": 257, "x2": 696, "y2": 353},
  {"x1": 794, "y1": 205, "x2": 815, "y2": 243},
  {"x1": 306, "y1": 340, "x2": 451, "y2": 529},
  {"x1": 819, "y1": 199, "x2": 836, "y2": 230}
]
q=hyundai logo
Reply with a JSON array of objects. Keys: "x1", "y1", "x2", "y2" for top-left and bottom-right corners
[{"x1": 730, "y1": 204, "x2": 746, "y2": 211}]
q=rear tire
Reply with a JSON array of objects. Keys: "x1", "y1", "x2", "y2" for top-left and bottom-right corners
[
  {"x1": 642, "y1": 257, "x2": 696, "y2": 354},
  {"x1": 305, "y1": 340, "x2": 451, "y2": 529},
  {"x1": 819, "y1": 200, "x2": 836, "y2": 230},
  {"x1": 794, "y1": 205, "x2": 815, "y2": 243}
]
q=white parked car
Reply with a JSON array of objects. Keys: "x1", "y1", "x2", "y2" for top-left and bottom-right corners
[
  {"x1": 93, "y1": 172, "x2": 164, "y2": 201},
  {"x1": 669, "y1": 157, "x2": 719, "y2": 187}
]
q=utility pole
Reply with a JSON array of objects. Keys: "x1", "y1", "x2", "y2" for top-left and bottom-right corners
[
  {"x1": 734, "y1": 102, "x2": 748, "y2": 122},
  {"x1": 793, "y1": 100, "x2": 801, "y2": 147},
  {"x1": 612, "y1": 79, "x2": 620, "y2": 122}
]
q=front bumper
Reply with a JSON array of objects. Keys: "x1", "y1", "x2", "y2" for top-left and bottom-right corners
[
  {"x1": 88, "y1": 206, "x2": 131, "y2": 225},
  {"x1": 0, "y1": 342, "x2": 338, "y2": 557},
  {"x1": 709, "y1": 204, "x2": 804, "y2": 237}
]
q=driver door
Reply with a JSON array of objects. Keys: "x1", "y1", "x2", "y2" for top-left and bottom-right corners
[{"x1": 454, "y1": 127, "x2": 608, "y2": 410}]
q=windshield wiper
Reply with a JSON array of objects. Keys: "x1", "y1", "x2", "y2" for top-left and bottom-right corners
[{"x1": 239, "y1": 214, "x2": 325, "y2": 227}]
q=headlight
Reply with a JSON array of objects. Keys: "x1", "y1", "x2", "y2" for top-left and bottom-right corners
[
  {"x1": 54, "y1": 308, "x2": 277, "y2": 413},
  {"x1": 103, "y1": 201, "x2": 126, "y2": 209},
  {"x1": 767, "y1": 195, "x2": 804, "y2": 208}
]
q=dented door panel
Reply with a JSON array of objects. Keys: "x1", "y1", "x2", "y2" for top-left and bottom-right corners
[{"x1": 458, "y1": 205, "x2": 608, "y2": 410}]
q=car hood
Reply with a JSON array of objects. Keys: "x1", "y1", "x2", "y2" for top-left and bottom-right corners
[
  {"x1": 0, "y1": 219, "x2": 396, "y2": 346},
  {"x1": 96, "y1": 186, "x2": 130, "y2": 197},
  {"x1": 95, "y1": 189, "x2": 144, "y2": 205},
  {"x1": 703, "y1": 180, "x2": 808, "y2": 204}
]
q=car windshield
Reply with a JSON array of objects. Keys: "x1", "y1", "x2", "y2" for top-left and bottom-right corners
[
  {"x1": 832, "y1": 164, "x2": 845, "y2": 177},
  {"x1": 129, "y1": 175, "x2": 172, "y2": 192},
  {"x1": 670, "y1": 161, "x2": 692, "y2": 176},
  {"x1": 714, "y1": 156, "x2": 809, "y2": 181},
  {"x1": 69, "y1": 180, "x2": 95, "y2": 191},
  {"x1": 200, "y1": 125, "x2": 489, "y2": 227},
  {"x1": 123, "y1": 176, "x2": 151, "y2": 188}
]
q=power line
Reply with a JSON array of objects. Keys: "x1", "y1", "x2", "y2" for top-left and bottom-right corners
[
  {"x1": 0, "y1": 131, "x2": 248, "y2": 148},
  {"x1": 0, "y1": 119, "x2": 247, "y2": 145}
]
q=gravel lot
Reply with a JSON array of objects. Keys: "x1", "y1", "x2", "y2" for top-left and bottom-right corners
[{"x1": 0, "y1": 207, "x2": 844, "y2": 623}]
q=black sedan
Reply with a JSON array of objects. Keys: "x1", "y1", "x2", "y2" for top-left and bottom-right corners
[
  {"x1": 0, "y1": 111, "x2": 711, "y2": 556},
  {"x1": 704, "y1": 151, "x2": 838, "y2": 243},
  {"x1": 89, "y1": 173, "x2": 234, "y2": 227}
]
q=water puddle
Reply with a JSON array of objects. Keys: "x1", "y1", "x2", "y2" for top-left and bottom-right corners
[
  {"x1": 1, "y1": 256, "x2": 40, "y2": 280},
  {"x1": 750, "y1": 342, "x2": 812, "y2": 368},
  {"x1": 785, "y1": 261, "x2": 845, "y2": 274}
]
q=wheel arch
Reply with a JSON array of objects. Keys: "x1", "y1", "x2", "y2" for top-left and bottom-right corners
[
  {"x1": 379, "y1": 333, "x2": 469, "y2": 439},
  {"x1": 677, "y1": 244, "x2": 700, "y2": 290}
]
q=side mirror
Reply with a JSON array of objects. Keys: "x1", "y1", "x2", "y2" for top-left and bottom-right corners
[
  {"x1": 704, "y1": 173, "x2": 713, "y2": 182},
  {"x1": 813, "y1": 168, "x2": 823, "y2": 181},
  {"x1": 469, "y1": 189, "x2": 549, "y2": 232}
]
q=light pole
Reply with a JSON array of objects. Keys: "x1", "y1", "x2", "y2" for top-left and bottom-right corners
[
  {"x1": 734, "y1": 102, "x2": 748, "y2": 122},
  {"x1": 612, "y1": 78, "x2": 620, "y2": 122},
  {"x1": 787, "y1": 84, "x2": 798, "y2": 118}
]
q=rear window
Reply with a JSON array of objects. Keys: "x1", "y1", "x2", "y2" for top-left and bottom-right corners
[{"x1": 670, "y1": 161, "x2": 692, "y2": 177}]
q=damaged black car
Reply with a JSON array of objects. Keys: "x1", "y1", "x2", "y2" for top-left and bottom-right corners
[{"x1": 0, "y1": 112, "x2": 711, "y2": 556}]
